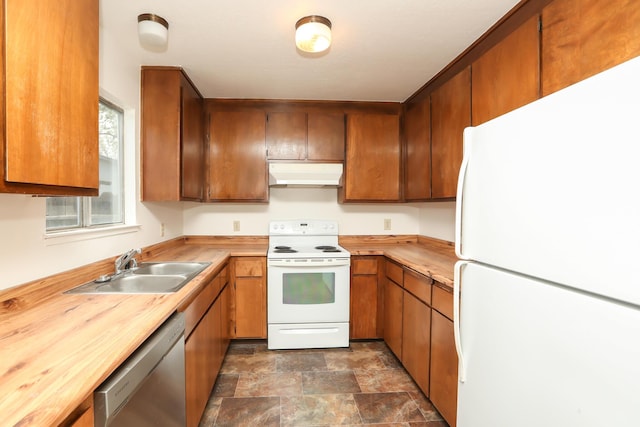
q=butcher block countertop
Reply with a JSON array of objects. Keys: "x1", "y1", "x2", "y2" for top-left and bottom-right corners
[
  {"x1": 341, "y1": 235, "x2": 457, "y2": 288},
  {"x1": 0, "y1": 235, "x2": 454, "y2": 426}
]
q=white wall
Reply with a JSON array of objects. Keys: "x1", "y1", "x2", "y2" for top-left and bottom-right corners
[
  {"x1": 184, "y1": 187, "x2": 421, "y2": 236},
  {"x1": 416, "y1": 201, "x2": 456, "y2": 242},
  {"x1": 0, "y1": 25, "x2": 183, "y2": 290}
]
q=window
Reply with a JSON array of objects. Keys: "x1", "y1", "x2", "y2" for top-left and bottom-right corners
[{"x1": 46, "y1": 99, "x2": 124, "y2": 231}]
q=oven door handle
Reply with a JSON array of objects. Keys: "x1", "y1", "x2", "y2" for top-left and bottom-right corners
[{"x1": 267, "y1": 258, "x2": 351, "y2": 267}]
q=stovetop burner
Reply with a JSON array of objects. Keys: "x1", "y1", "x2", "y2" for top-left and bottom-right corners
[
  {"x1": 316, "y1": 245, "x2": 342, "y2": 253},
  {"x1": 268, "y1": 220, "x2": 350, "y2": 260}
]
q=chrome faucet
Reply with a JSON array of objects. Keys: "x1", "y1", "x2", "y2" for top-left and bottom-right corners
[{"x1": 114, "y1": 248, "x2": 141, "y2": 275}]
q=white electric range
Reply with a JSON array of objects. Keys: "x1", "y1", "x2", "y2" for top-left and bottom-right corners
[{"x1": 267, "y1": 220, "x2": 351, "y2": 350}]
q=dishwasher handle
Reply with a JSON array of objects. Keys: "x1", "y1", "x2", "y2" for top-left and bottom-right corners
[{"x1": 94, "y1": 312, "x2": 185, "y2": 426}]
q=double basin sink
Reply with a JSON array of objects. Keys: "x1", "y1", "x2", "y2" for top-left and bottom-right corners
[{"x1": 66, "y1": 262, "x2": 211, "y2": 294}]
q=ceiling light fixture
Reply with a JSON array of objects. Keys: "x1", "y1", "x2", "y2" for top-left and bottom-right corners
[
  {"x1": 295, "y1": 15, "x2": 332, "y2": 53},
  {"x1": 137, "y1": 13, "x2": 169, "y2": 51}
]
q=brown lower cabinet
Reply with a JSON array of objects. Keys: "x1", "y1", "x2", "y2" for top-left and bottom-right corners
[
  {"x1": 401, "y1": 270, "x2": 433, "y2": 397},
  {"x1": 62, "y1": 395, "x2": 94, "y2": 427},
  {"x1": 182, "y1": 266, "x2": 230, "y2": 427},
  {"x1": 430, "y1": 309, "x2": 458, "y2": 427},
  {"x1": 231, "y1": 257, "x2": 267, "y2": 338},
  {"x1": 430, "y1": 284, "x2": 458, "y2": 427},
  {"x1": 383, "y1": 276, "x2": 404, "y2": 359},
  {"x1": 383, "y1": 259, "x2": 458, "y2": 426},
  {"x1": 350, "y1": 256, "x2": 383, "y2": 339}
]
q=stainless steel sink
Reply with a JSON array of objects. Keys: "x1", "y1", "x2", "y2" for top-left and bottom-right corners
[
  {"x1": 65, "y1": 261, "x2": 211, "y2": 294},
  {"x1": 132, "y1": 262, "x2": 209, "y2": 276}
]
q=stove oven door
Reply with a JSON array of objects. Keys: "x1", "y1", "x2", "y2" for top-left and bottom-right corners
[
  {"x1": 267, "y1": 260, "x2": 350, "y2": 324},
  {"x1": 267, "y1": 259, "x2": 350, "y2": 349}
]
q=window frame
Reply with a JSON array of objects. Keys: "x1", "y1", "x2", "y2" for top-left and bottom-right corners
[{"x1": 45, "y1": 97, "x2": 126, "y2": 233}]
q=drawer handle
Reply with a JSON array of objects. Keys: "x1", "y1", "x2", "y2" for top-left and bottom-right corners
[{"x1": 279, "y1": 328, "x2": 339, "y2": 335}]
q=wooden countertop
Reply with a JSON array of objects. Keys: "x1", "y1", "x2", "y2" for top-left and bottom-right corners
[
  {"x1": 0, "y1": 235, "x2": 454, "y2": 426},
  {"x1": 341, "y1": 236, "x2": 457, "y2": 288},
  {"x1": 0, "y1": 241, "x2": 266, "y2": 427}
]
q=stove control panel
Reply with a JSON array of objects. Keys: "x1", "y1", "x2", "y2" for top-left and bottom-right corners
[{"x1": 269, "y1": 220, "x2": 338, "y2": 235}]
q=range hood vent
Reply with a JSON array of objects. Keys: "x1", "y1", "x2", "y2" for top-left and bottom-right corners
[{"x1": 269, "y1": 163, "x2": 343, "y2": 187}]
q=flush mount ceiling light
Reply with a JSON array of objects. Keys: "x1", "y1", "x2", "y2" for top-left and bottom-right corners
[
  {"x1": 137, "y1": 13, "x2": 169, "y2": 51},
  {"x1": 295, "y1": 15, "x2": 332, "y2": 53}
]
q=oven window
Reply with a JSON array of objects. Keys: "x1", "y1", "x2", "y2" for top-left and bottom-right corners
[{"x1": 282, "y1": 272, "x2": 335, "y2": 304}]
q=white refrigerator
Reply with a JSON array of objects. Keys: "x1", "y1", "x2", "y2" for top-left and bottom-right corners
[{"x1": 454, "y1": 56, "x2": 640, "y2": 427}]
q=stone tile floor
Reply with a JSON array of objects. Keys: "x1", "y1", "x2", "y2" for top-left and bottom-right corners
[{"x1": 199, "y1": 340, "x2": 448, "y2": 427}]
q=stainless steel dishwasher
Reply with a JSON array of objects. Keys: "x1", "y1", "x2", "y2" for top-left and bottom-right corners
[{"x1": 94, "y1": 312, "x2": 186, "y2": 427}]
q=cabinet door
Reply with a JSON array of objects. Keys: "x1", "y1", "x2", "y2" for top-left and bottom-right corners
[
  {"x1": 542, "y1": 0, "x2": 640, "y2": 96},
  {"x1": 3, "y1": 0, "x2": 98, "y2": 193},
  {"x1": 232, "y1": 257, "x2": 267, "y2": 338},
  {"x1": 208, "y1": 111, "x2": 268, "y2": 201},
  {"x1": 350, "y1": 274, "x2": 378, "y2": 339},
  {"x1": 350, "y1": 256, "x2": 379, "y2": 339},
  {"x1": 210, "y1": 296, "x2": 223, "y2": 375},
  {"x1": 402, "y1": 291, "x2": 431, "y2": 396},
  {"x1": 404, "y1": 97, "x2": 431, "y2": 201},
  {"x1": 472, "y1": 15, "x2": 540, "y2": 125},
  {"x1": 185, "y1": 305, "x2": 212, "y2": 427},
  {"x1": 141, "y1": 69, "x2": 181, "y2": 201},
  {"x1": 430, "y1": 310, "x2": 458, "y2": 427},
  {"x1": 342, "y1": 113, "x2": 401, "y2": 201},
  {"x1": 384, "y1": 278, "x2": 403, "y2": 359},
  {"x1": 431, "y1": 67, "x2": 471, "y2": 199},
  {"x1": 180, "y1": 76, "x2": 204, "y2": 200},
  {"x1": 234, "y1": 277, "x2": 266, "y2": 338},
  {"x1": 307, "y1": 113, "x2": 345, "y2": 161},
  {"x1": 142, "y1": 67, "x2": 204, "y2": 201},
  {"x1": 266, "y1": 112, "x2": 306, "y2": 160},
  {"x1": 219, "y1": 282, "x2": 231, "y2": 358}
]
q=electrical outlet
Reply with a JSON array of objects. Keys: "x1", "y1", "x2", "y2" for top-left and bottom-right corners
[
  {"x1": 233, "y1": 220, "x2": 240, "y2": 232},
  {"x1": 160, "y1": 222, "x2": 165, "y2": 237},
  {"x1": 384, "y1": 218, "x2": 391, "y2": 230}
]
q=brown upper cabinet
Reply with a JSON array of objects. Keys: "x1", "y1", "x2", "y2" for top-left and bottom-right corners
[
  {"x1": 472, "y1": 15, "x2": 541, "y2": 125},
  {"x1": 207, "y1": 109, "x2": 268, "y2": 202},
  {"x1": 266, "y1": 111, "x2": 345, "y2": 161},
  {"x1": 141, "y1": 67, "x2": 204, "y2": 201},
  {"x1": 266, "y1": 112, "x2": 307, "y2": 160},
  {"x1": 1, "y1": 0, "x2": 99, "y2": 195},
  {"x1": 542, "y1": 0, "x2": 640, "y2": 96},
  {"x1": 307, "y1": 113, "x2": 346, "y2": 161},
  {"x1": 430, "y1": 67, "x2": 471, "y2": 200},
  {"x1": 339, "y1": 112, "x2": 401, "y2": 202},
  {"x1": 403, "y1": 97, "x2": 431, "y2": 201}
]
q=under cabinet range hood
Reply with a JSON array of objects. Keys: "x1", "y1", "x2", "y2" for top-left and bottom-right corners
[{"x1": 268, "y1": 163, "x2": 343, "y2": 187}]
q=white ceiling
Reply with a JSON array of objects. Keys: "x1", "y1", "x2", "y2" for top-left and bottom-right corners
[{"x1": 100, "y1": 0, "x2": 521, "y2": 102}]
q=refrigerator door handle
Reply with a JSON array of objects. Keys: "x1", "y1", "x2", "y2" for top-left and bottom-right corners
[
  {"x1": 454, "y1": 260, "x2": 468, "y2": 383},
  {"x1": 455, "y1": 129, "x2": 473, "y2": 260}
]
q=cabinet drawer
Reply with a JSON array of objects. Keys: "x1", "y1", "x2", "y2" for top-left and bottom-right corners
[
  {"x1": 403, "y1": 269, "x2": 432, "y2": 305},
  {"x1": 352, "y1": 257, "x2": 378, "y2": 275},
  {"x1": 235, "y1": 258, "x2": 264, "y2": 277},
  {"x1": 432, "y1": 283, "x2": 454, "y2": 320},
  {"x1": 386, "y1": 260, "x2": 403, "y2": 285}
]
